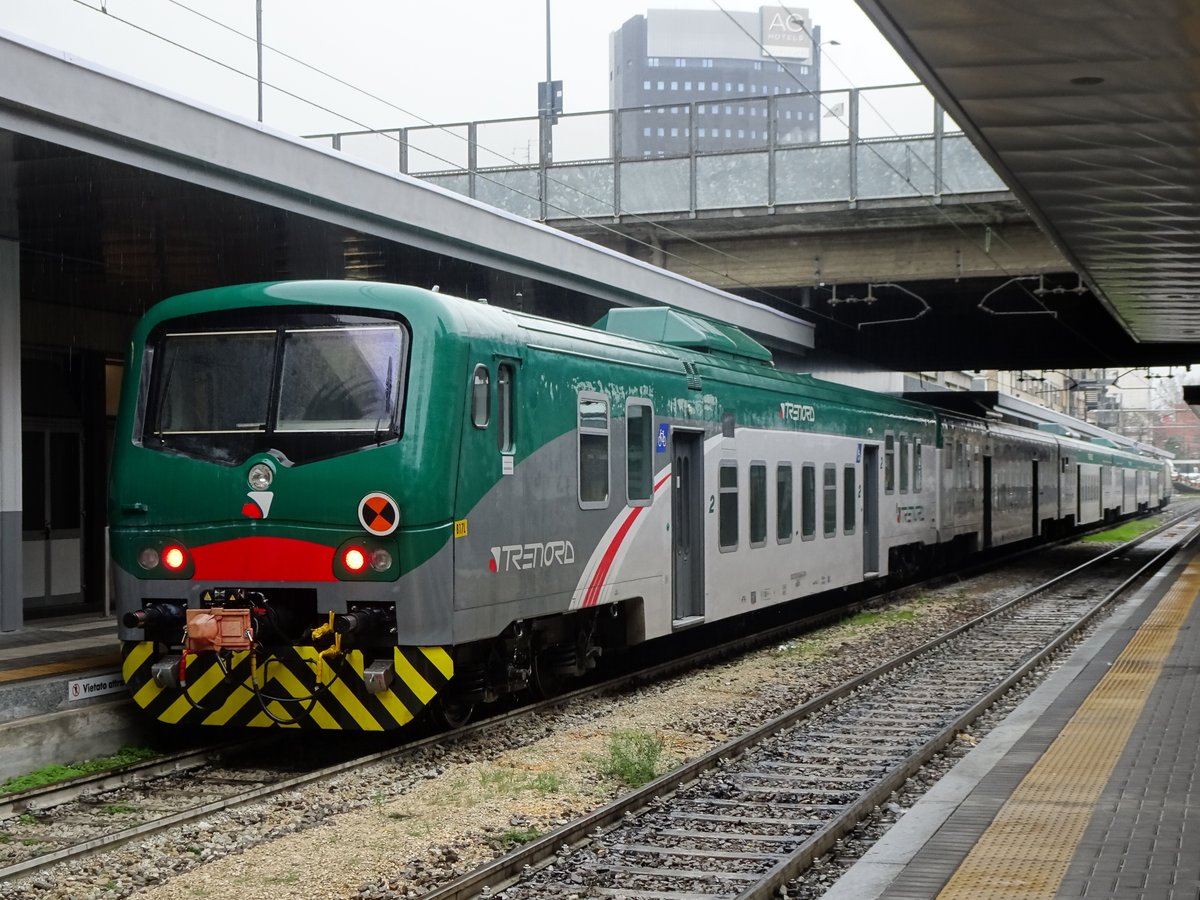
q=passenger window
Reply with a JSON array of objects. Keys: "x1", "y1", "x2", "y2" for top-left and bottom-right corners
[
  {"x1": 497, "y1": 363, "x2": 515, "y2": 452},
  {"x1": 749, "y1": 463, "x2": 767, "y2": 547},
  {"x1": 626, "y1": 401, "x2": 653, "y2": 505},
  {"x1": 843, "y1": 465, "x2": 856, "y2": 534},
  {"x1": 801, "y1": 463, "x2": 815, "y2": 540},
  {"x1": 471, "y1": 365, "x2": 490, "y2": 428},
  {"x1": 884, "y1": 433, "x2": 895, "y2": 494},
  {"x1": 899, "y1": 437, "x2": 909, "y2": 493},
  {"x1": 776, "y1": 464, "x2": 793, "y2": 543},
  {"x1": 719, "y1": 461, "x2": 738, "y2": 551},
  {"x1": 823, "y1": 464, "x2": 837, "y2": 537},
  {"x1": 578, "y1": 394, "x2": 609, "y2": 509}
]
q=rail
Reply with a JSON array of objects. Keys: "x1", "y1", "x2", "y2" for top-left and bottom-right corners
[{"x1": 421, "y1": 510, "x2": 1200, "y2": 899}]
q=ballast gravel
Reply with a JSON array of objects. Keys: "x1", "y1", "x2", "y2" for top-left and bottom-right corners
[{"x1": 0, "y1": 550, "x2": 1109, "y2": 900}]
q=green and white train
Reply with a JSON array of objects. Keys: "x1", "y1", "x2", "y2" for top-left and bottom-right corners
[{"x1": 109, "y1": 281, "x2": 1170, "y2": 730}]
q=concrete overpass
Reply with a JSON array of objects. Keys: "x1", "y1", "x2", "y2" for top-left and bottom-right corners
[{"x1": 312, "y1": 86, "x2": 1200, "y2": 371}]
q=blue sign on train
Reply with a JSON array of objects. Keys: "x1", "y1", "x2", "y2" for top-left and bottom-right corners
[{"x1": 656, "y1": 422, "x2": 670, "y2": 453}]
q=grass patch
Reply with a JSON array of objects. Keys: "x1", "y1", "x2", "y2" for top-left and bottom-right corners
[
  {"x1": 479, "y1": 768, "x2": 524, "y2": 794},
  {"x1": 477, "y1": 767, "x2": 564, "y2": 798},
  {"x1": 847, "y1": 608, "x2": 918, "y2": 628},
  {"x1": 1083, "y1": 519, "x2": 1159, "y2": 543},
  {"x1": 500, "y1": 826, "x2": 541, "y2": 846},
  {"x1": 263, "y1": 872, "x2": 302, "y2": 885},
  {"x1": 846, "y1": 610, "x2": 882, "y2": 627},
  {"x1": 0, "y1": 746, "x2": 158, "y2": 795},
  {"x1": 595, "y1": 729, "x2": 664, "y2": 788},
  {"x1": 775, "y1": 637, "x2": 826, "y2": 661}
]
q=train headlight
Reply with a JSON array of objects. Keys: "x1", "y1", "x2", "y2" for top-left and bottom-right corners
[
  {"x1": 370, "y1": 548, "x2": 393, "y2": 572},
  {"x1": 138, "y1": 548, "x2": 160, "y2": 570},
  {"x1": 343, "y1": 547, "x2": 367, "y2": 572},
  {"x1": 248, "y1": 463, "x2": 274, "y2": 491}
]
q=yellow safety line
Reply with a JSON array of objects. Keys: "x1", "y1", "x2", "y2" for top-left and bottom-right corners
[
  {"x1": 0, "y1": 653, "x2": 123, "y2": 684},
  {"x1": 936, "y1": 558, "x2": 1200, "y2": 900}
]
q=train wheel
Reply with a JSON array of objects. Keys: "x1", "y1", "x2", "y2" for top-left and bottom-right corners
[
  {"x1": 531, "y1": 650, "x2": 566, "y2": 699},
  {"x1": 429, "y1": 696, "x2": 475, "y2": 730}
]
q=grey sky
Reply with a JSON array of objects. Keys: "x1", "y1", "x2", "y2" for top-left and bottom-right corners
[{"x1": 4, "y1": 0, "x2": 914, "y2": 138}]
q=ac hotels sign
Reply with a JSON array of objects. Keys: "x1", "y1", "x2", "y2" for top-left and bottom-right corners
[{"x1": 760, "y1": 5, "x2": 813, "y2": 60}]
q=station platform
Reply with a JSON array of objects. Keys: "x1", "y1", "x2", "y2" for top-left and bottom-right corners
[
  {"x1": 0, "y1": 611, "x2": 121, "y2": 728},
  {"x1": 0, "y1": 613, "x2": 140, "y2": 781},
  {"x1": 0, "y1": 612, "x2": 119, "y2": 686},
  {"x1": 824, "y1": 542, "x2": 1200, "y2": 899}
]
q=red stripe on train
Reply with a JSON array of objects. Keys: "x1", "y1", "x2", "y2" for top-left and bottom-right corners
[
  {"x1": 582, "y1": 471, "x2": 673, "y2": 607},
  {"x1": 190, "y1": 536, "x2": 337, "y2": 582}
]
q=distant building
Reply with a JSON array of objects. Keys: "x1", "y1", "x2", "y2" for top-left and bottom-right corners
[{"x1": 609, "y1": 6, "x2": 823, "y2": 158}]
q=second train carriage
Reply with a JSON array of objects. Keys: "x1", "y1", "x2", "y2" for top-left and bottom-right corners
[{"x1": 109, "y1": 281, "x2": 1170, "y2": 730}]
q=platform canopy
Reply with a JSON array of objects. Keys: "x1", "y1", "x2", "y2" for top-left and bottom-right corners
[{"x1": 855, "y1": 0, "x2": 1200, "y2": 348}]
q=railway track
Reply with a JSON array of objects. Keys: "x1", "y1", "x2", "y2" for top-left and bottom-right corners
[
  {"x1": 422, "y1": 511, "x2": 1200, "y2": 900},
  {"x1": 0, "y1": 513, "x2": 1189, "y2": 889}
]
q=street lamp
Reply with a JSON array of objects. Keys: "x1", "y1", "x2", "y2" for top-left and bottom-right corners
[{"x1": 537, "y1": 0, "x2": 562, "y2": 127}]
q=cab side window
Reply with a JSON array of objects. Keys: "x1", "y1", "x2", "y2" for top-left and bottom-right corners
[
  {"x1": 471, "y1": 365, "x2": 490, "y2": 428},
  {"x1": 497, "y1": 363, "x2": 515, "y2": 452}
]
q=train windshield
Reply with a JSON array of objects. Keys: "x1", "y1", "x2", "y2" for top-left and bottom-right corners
[{"x1": 142, "y1": 318, "x2": 406, "y2": 464}]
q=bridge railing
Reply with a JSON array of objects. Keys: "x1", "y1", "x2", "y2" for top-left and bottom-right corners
[{"x1": 304, "y1": 83, "x2": 1007, "y2": 222}]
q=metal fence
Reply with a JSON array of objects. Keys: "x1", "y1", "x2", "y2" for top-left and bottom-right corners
[{"x1": 304, "y1": 83, "x2": 1007, "y2": 222}]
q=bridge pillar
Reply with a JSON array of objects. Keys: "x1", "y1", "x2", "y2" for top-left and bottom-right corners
[{"x1": 0, "y1": 237, "x2": 21, "y2": 632}]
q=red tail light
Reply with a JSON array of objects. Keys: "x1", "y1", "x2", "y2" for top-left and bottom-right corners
[
  {"x1": 343, "y1": 547, "x2": 366, "y2": 572},
  {"x1": 162, "y1": 545, "x2": 187, "y2": 571}
]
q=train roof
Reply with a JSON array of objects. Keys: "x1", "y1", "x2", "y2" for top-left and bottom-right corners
[
  {"x1": 137, "y1": 282, "x2": 942, "y2": 424},
  {"x1": 903, "y1": 389, "x2": 1169, "y2": 460},
  {"x1": 594, "y1": 307, "x2": 773, "y2": 364}
]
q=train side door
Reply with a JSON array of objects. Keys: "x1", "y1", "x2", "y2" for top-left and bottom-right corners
[
  {"x1": 862, "y1": 444, "x2": 879, "y2": 576},
  {"x1": 671, "y1": 430, "x2": 705, "y2": 624}
]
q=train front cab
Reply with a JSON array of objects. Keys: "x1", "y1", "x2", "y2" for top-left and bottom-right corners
[{"x1": 111, "y1": 282, "x2": 483, "y2": 731}]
